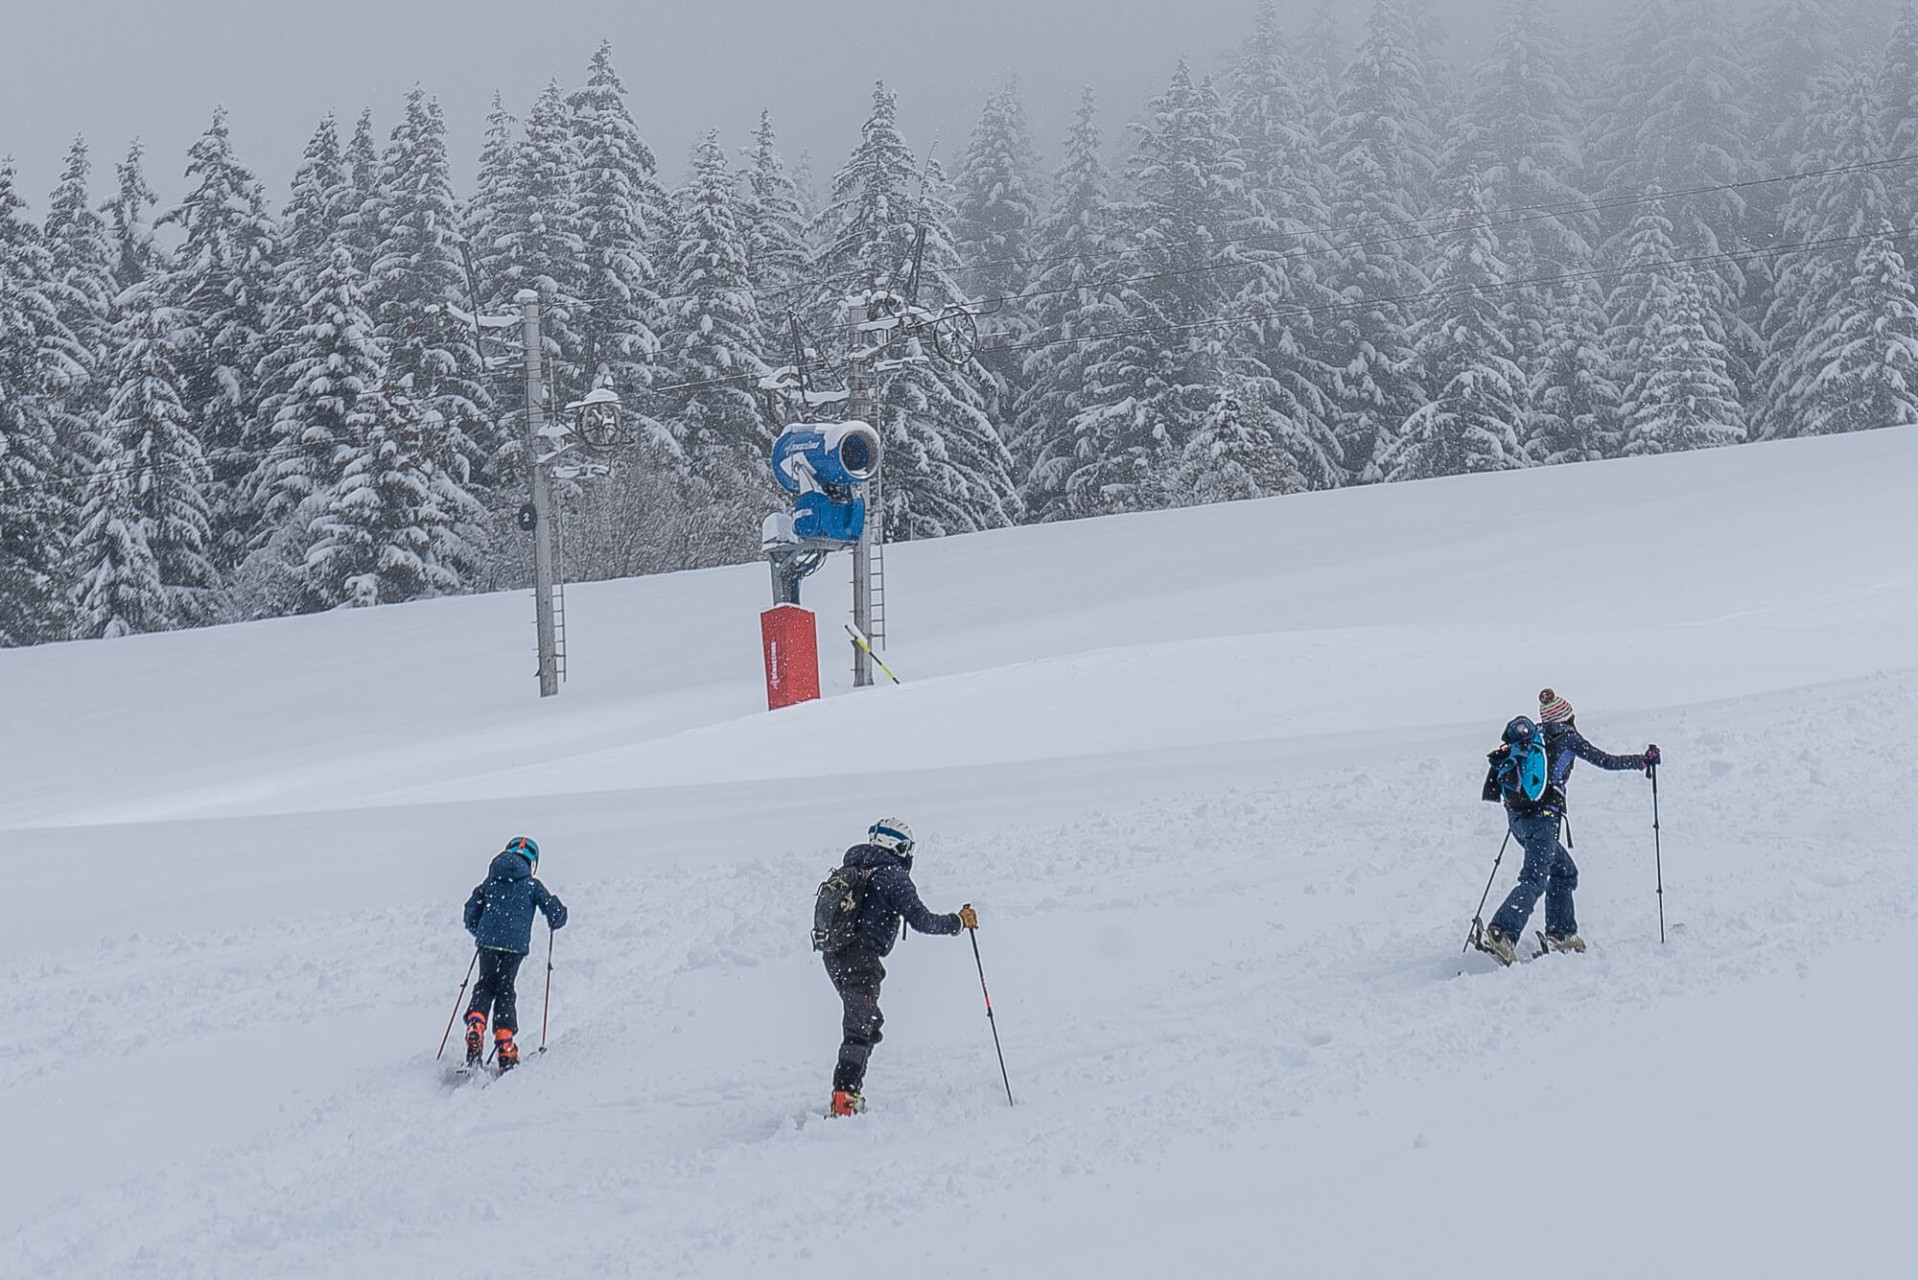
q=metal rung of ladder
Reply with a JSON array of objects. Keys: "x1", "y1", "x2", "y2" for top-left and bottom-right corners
[
  {"x1": 868, "y1": 537, "x2": 886, "y2": 650},
  {"x1": 552, "y1": 504, "x2": 569, "y2": 684}
]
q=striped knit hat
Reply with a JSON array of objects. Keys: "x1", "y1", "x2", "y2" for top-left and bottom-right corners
[{"x1": 1538, "y1": 688, "x2": 1575, "y2": 724}]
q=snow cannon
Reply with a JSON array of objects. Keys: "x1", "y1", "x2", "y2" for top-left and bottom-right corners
[
  {"x1": 770, "y1": 422, "x2": 882, "y2": 546},
  {"x1": 766, "y1": 422, "x2": 881, "y2": 555}
]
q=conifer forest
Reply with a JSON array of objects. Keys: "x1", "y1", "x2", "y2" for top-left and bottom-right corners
[{"x1": 2, "y1": 0, "x2": 1915, "y2": 645}]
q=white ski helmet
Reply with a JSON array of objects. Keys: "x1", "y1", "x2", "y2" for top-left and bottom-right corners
[{"x1": 867, "y1": 818, "x2": 915, "y2": 854}]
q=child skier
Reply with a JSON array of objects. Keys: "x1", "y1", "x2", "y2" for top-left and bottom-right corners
[
  {"x1": 462, "y1": 836, "x2": 567, "y2": 1070},
  {"x1": 814, "y1": 818, "x2": 977, "y2": 1116},
  {"x1": 1479, "y1": 689, "x2": 1659, "y2": 965}
]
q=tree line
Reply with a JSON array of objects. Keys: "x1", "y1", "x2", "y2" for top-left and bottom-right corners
[{"x1": 2, "y1": 0, "x2": 1916, "y2": 645}]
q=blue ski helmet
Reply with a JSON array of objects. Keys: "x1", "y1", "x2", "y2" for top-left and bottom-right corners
[
  {"x1": 1503, "y1": 716, "x2": 1540, "y2": 744},
  {"x1": 503, "y1": 836, "x2": 540, "y2": 869}
]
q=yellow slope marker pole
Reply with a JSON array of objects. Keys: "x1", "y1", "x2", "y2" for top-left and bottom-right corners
[{"x1": 844, "y1": 623, "x2": 900, "y2": 685}]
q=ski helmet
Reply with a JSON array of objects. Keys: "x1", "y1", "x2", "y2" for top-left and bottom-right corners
[
  {"x1": 504, "y1": 835, "x2": 540, "y2": 869},
  {"x1": 1502, "y1": 716, "x2": 1540, "y2": 744},
  {"x1": 867, "y1": 819, "x2": 914, "y2": 854}
]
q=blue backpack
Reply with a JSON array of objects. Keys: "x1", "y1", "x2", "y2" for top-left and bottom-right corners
[{"x1": 1485, "y1": 716, "x2": 1549, "y2": 805}]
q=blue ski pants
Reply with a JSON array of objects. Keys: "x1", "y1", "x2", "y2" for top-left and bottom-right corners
[{"x1": 1490, "y1": 812, "x2": 1579, "y2": 940}]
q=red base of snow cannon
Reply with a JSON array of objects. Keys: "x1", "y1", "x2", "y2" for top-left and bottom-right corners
[{"x1": 761, "y1": 605, "x2": 820, "y2": 710}]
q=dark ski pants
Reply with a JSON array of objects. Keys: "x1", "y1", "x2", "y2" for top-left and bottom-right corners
[
  {"x1": 467, "y1": 948, "x2": 525, "y2": 1035},
  {"x1": 1490, "y1": 812, "x2": 1579, "y2": 941},
  {"x1": 823, "y1": 948, "x2": 886, "y2": 1094}
]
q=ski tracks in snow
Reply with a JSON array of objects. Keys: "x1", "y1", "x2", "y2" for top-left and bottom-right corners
[{"x1": 10, "y1": 673, "x2": 1918, "y2": 1277}]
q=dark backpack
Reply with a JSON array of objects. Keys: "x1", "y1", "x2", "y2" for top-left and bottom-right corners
[
  {"x1": 812, "y1": 864, "x2": 878, "y2": 952},
  {"x1": 1483, "y1": 715, "x2": 1549, "y2": 805}
]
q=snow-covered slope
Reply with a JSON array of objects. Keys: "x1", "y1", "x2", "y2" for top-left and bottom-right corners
[{"x1": 8, "y1": 429, "x2": 1918, "y2": 1278}]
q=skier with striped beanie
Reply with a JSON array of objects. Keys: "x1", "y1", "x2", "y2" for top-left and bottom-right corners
[{"x1": 1475, "y1": 690, "x2": 1660, "y2": 965}]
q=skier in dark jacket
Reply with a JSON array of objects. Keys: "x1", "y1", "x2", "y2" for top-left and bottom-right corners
[
  {"x1": 462, "y1": 836, "x2": 567, "y2": 1069},
  {"x1": 1480, "y1": 689, "x2": 1659, "y2": 964},
  {"x1": 819, "y1": 818, "x2": 975, "y2": 1116}
]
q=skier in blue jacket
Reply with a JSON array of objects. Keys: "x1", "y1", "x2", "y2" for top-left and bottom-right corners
[
  {"x1": 1480, "y1": 689, "x2": 1658, "y2": 965},
  {"x1": 462, "y1": 836, "x2": 567, "y2": 1069},
  {"x1": 819, "y1": 819, "x2": 976, "y2": 1116}
]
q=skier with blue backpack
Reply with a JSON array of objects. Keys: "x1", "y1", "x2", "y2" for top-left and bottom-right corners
[{"x1": 1475, "y1": 689, "x2": 1659, "y2": 965}]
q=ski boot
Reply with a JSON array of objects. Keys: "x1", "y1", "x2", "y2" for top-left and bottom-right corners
[
  {"x1": 463, "y1": 1012, "x2": 486, "y2": 1066},
  {"x1": 1477, "y1": 924, "x2": 1518, "y2": 967},
  {"x1": 829, "y1": 1090, "x2": 866, "y2": 1117},
  {"x1": 495, "y1": 1030, "x2": 520, "y2": 1073},
  {"x1": 1541, "y1": 931, "x2": 1587, "y2": 954}
]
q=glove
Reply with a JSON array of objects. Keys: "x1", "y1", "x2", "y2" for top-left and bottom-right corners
[
  {"x1": 1643, "y1": 744, "x2": 1661, "y2": 773},
  {"x1": 957, "y1": 904, "x2": 978, "y2": 931}
]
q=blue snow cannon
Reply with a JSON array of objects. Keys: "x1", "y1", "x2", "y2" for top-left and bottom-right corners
[{"x1": 770, "y1": 423, "x2": 882, "y2": 546}]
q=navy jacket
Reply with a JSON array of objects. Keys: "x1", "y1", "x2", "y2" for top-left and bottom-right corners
[
  {"x1": 464, "y1": 852, "x2": 567, "y2": 954},
  {"x1": 838, "y1": 843, "x2": 961, "y2": 956},
  {"x1": 1498, "y1": 721, "x2": 1646, "y2": 817}
]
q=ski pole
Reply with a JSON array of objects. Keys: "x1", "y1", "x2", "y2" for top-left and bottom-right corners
[
  {"x1": 965, "y1": 909, "x2": 1013, "y2": 1107},
  {"x1": 436, "y1": 950, "x2": 480, "y2": 1060},
  {"x1": 1652, "y1": 764, "x2": 1666, "y2": 945},
  {"x1": 539, "y1": 926, "x2": 555, "y2": 1054},
  {"x1": 1462, "y1": 830, "x2": 1513, "y2": 954}
]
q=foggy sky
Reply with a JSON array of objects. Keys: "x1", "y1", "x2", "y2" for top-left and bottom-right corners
[{"x1": 0, "y1": 0, "x2": 1541, "y2": 213}]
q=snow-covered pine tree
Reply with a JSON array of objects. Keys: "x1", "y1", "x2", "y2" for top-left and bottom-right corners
[
  {"x1": 1758, "y1": 71, "x2": 1895, "y2": 439},
  {"x1": 1880, "y1": 1, "x2": 1918, "y2": 220},
  {"x1": 1530, "y1": 272, "x2": 1622, "y2": 464},
  {"x1": 303, "y1": 394, "x2": 483, "y2": 609},
  {"x1": 569, "y1": 42, "x2": 668, "y2": 398},
  {"x1": 1749, "y1": 1, "x2": 1849, "y2": 172},
  {"x1": 1383, "y1": 180, "x2": 1528, "y2": 481},
  {"x1": 255, "y1": 244, "x2": 386, "y2": 580},
  {"x1": 1062, "y1": 62, "x2": 1258, "y2": 516},
  {"x1": 952, "y1": 85, "x2": 1043, "y2": 424},
  {"x1": 72, "y1": 280, "x2": 217, "y2": 636},
  {"x1": 1176, "y1": 374, "x2": 1310, "y2": 503},
  {"x1": 1606, "y1": 196, "x2": 1682, "y2": 451},
  {"x1": 740, "y1": 111, "x2": 810, "y2": 318},
  {"x1": 369, "y1": 90, "x2": 493, "y2": 489},
  {"x1": 465, "y1": 93, "x2": 522, "y2": 316},
  {"x1": 661, "y1": 131, "x2": 769, "y2": 473},
  {"x1": 810, "y1": 83, "x2": 1019, "y2": 537},
  {"x1": 1014, "y1": 88, "x2": 1124, "y2": 521},
  {"x1": 1594, "y1": 0, "x2": 1755, "y2": 398},
  {"x1": 0, "y1": 159, "x2": 70, "y2": 644},
  {"x1": 158, "y1": 108, "x2": 278, "y2": 576},
  {"x1": 250, "y1": 113, "x2": 354, "y2": 570},
  {"x1": 1447, "y1": 4, "x2": 1592, "y2": 273},
  {"x1": 1228, "y1": 3, "x2": 1323, "y2": 233},
  {"x1": 280, "y1": 115, "x2": 352, "y2": 272},
  {"x1": 1787, "y1": 219, "x2": 1918, "y2": 436},
  {"x1": 102, "y1": 139, "x2": 164, "y2": 294},
  {"x1": 1321, "y1": 0, "x2": 1440, "y2": 482},
  {"x1": 1628, "y1": 262, "x2": 1745, "y2": 454},
  {"x1": 343, "y1": 109, "x2": 384, "y2": 275},
  {"x1": 1441, "y1": 2, "x2": 1597, "y2": 460},
  {"x1": 1296, "y1": 0, "x2": 1347, "y2": 144},
  {"x1": 489, "y1": 82, "x2": 588, "y2": 396},
  {"x1": 1219, "y1": 5, "x2": 1345, "y2": 493},
  {"x1": 43, "y1": 137, "x2": 116, "y2": 452}
]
